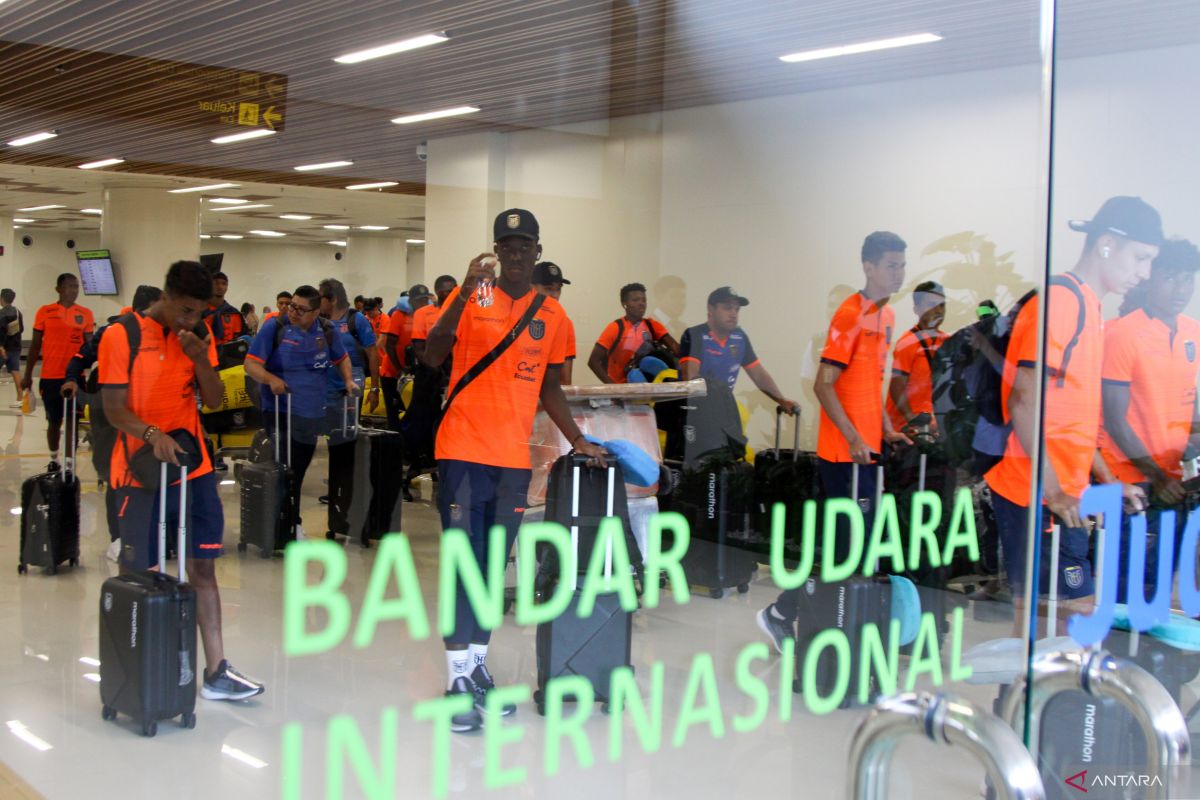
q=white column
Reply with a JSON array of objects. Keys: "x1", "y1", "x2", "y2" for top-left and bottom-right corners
[
  {"x1": 101, "y1": 187, "x2": 200, "y2": 297},
  {"x1": 344, "y1": 234, "x2": 407, "y2": 306},
  {"x1": 424, "y1": 132, "x2": 508, "y2": 283},
  {"x1": 0, "y1": 214, "x2": 13, "y2": 291}
]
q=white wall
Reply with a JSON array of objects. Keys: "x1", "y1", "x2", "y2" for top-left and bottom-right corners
[{"x1": 6, "y1": 230, "x2": 108, "y2": 319}]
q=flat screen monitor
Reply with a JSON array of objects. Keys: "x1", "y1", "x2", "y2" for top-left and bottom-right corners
[
  {"x1": 199, "y1": 253, "x2": 224, "y2": 275},
  {"x1": 75, "y1": 249, "x2": 120, "y2": 296}
]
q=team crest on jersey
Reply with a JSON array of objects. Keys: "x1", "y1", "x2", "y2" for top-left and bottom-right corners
[
  {"x1": 1187, "y1": 340, "x2": 1196, "y2": 363},
  {"x1": 528, "y1": 318, "x2": 545, "y2": 340},
  {"x1": 1064, "y1": 565, "x2": 1084, "y2": 589},
  {"x1": 75, "y1": 314, "x2": 84, "y2": 324}
]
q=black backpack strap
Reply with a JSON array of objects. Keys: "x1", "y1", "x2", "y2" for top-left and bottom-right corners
[
  {"x1": 1048, "y1": 274, "x2": 1088, "y2": 388},
  {"x1": 116, "y1": 313, "x2": 142, "y2": 381},
  {"x1": 443, "y1": 293, "x2": 546, "y2": 413},
  {"x1": 345, "y1": 309, "x2": 363, "y2": 345},
  {"x1": 913, "y1": 326, "x2": 938, "y2": 370},
  {"x1": 614, "y1": 317, "x2": 625, "y2": 347}
]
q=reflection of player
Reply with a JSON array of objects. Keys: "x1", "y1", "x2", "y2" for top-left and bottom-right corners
[
  {"x1": 758, "y1": 232, "x2": 909, "y2": 652},
  {"x1": 589, "y1": 282, "x2": 679, "y2": 384},
  {"x1": 886, "y1": 281, "x2": 948, "y2": 430},
  {"x1": 986, "y1": 196, "x2": 1161, "y2": 627},
  {"x1": 652, "y1": 274, "x2": 688, "y2": 342},
  {"x1": 533, "y1": 262, "x2": 577, "y2": 384},
  {"x1": 1100, "y1": 238, "x2": 1200, "y2": 602}
]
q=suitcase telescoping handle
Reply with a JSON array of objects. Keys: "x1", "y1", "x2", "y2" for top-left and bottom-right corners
[
  {"x1": 157, "y1": 461, "x2": 189, "y2": 580},
  {"x1": 567, "y1": 450, "x2": 616, "y2": 592},
  {"x1": 774, "y1": 404, "x2": 801, "y2": 462},
  {"x1": 63, "y1": 392, "x2": 77, "y2": 480},
  {"x1": 273, "y1": 393, "x2": 292, "y2": 468},
  {"x1": 341, "y1": 390, "x2": 359, "y2": 437}
]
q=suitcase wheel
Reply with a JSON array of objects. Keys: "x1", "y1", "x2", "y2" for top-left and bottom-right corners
[
  {"x1": 17, "y1": 563, "x2": 26, "y2": 575},
  {"x1": 101, "y1": 705, "x2": 117, "y2": 722},
  {"x1": 325, "y1": 531, "x2": 338, "y2": 541},
  {"x1": 360, "y1": 539, "x2": 371, "y2": 549},
  {"x1": 709, "y1": 587, "x2": 724, "y2": 599},
  {"x1": 259, "y1": 548, "x2": 271, "y2": 559},
  {"x1": 142, "y1": 721, "x2": 157, "y2": 737},
  {"x1": 180, "y1": 712, "x2": 196, "y2": 729},
  {"x1": 600, "y1": 702, "x2": 610, "y2": 715},
  {"x1": 70, "y1": 557, "x2": 79, "y2": 567},
  {"x1": 237, "y1": 542, "x2": 247, "y2": 553},
  {"x1": 46, "y1": 564, "x2": 57, "y2": 576},
  {"x1": 792, "y1": 677, "x2": 802, "y2": 694},
  {"x1": 737, "y1": 583, "x2": 750, "y2": 594}
]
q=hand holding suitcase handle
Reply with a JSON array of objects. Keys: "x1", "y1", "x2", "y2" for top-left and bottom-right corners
[
  {"x1": 773, "y1": 404, "x2": 802, "y2": 461},
  {"x1": 568, "y1": 442, "x2": 608, "y2": 469}
]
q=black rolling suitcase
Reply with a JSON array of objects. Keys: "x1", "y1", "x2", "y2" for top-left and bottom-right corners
[
  {"x1": 19, "y1": 395, "x2": 81, "y2": 574},
  {"x1": 534, "y1": 455, "x2": 634, "y2": 715},
  {"x1": 99, "y1": 462, "x2": 198, "y2": 737},
  {"x1": 239, "y1": 397, "x2": 294, "y2": 557},
  {"x1": 675, "y1": 455, "x2": 758, "y2": 598},
  {"x1": 328, "y1": 398, "x2": 404, "y2": 547},
  {"x1": 540, "y1": 453, "x2": 639, "y2": 578},
  {"x1": 752, "y1": 406, "x2": 822, "y2": 561}
]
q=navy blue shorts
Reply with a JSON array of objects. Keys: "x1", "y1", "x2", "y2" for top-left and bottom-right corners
[
  {"x1": 4, "y1": 347, "x2": 19, "y2": 374},
  {"x1": 39, "y1": 378, "x2": 67, "y2": 424},
  {"x1": 114, "y1": 472, "x2": 225, "y2": 569},
  {"x1": 993, "y1": 492, "x2": 1094, "y2": 599}
]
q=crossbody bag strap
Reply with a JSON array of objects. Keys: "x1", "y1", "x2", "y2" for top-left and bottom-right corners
[{"x1": 442, "y1": 293, "x2": 546, "y2": 414}]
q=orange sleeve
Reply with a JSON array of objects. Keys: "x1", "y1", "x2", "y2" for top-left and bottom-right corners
[
  {"x1": 207, "y1": 334, "x2": 218, "y2": 368},
  {"x1": 33, "y1": 305, "x2": 48, "y2": 332},
  {"x1": 820, "y1": 299, "x2": 859, "y2": 367},
  {"x1": 547, "y1": 313, "x2": 568, "y2": 365},
  {"x1": 596, "y1": 320, "x2": 619, "y2": 351},
  {"x1": 98, "y1": 324, "x2": 131, "y2": 386},
  {"x1": 891, "y1": 333, "x2": 916, "y2": 376}
]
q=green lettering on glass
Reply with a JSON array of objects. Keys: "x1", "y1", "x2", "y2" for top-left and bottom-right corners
[
  {"x1": 942, "y1": 487, "x2": 981, "y2": 565},
  {"x1": 908, "y1": 491, "x2": 943, "y2": 572},
  {"x1": 643, "y1": 511, "x2": 690, "y2": 608},
  {"x1": 514, "y1": 522, "x2": 574, "y2": 626},
  {"x1": 608, "y1": 663, "x2": 665, "y2": 761},
  {"x1": 484, "y1": 685, "x2": 530, "y2": 790},
  {"x1": 822, "y1": 498, "x2": 864, "y2": 582},
  {"x1": 578, "y1": 516, "x2": 638, "y2": 616},
  {"x1": 769, "y1": 501, "x2": 816, "y2": 589},
  {"x1": 672, "y1": 652, "x2": 726, "y2": 747},
  {"x1": 862, "y1": 493, "x2": 905, "y2": 577},
  {"x1": 544, "y1": 675, "x2": 596, "y2": 777},
  {"x1": 858, "y1": 619, "x2": 900, "y2": 704},
  {"x1": 283, "y1": 539, "x2": 350, "y2": 657},
  {"x1": 779, "y1": 637, "x2": 795, "y2": 722},
  {"x1": 803, "y1": 628, "x2": 850, "y2": 714},
  {"x1": 948, "y1": 607, "x2": 973, "y2": 682},
  {"x1": 281, "y1": 723, "x2": 302, "y2": 800},
  {"x1": 904, "y1": 612, "x2": 944, "y2": 691},
  {"x1": 412, "y1": 693, "x2": 473, "y2": 798},
  {"x1": 438, "y1": 526, "x2": 506, "y2": 638},
  {"x1": 733, "y1": 642, "x2": 770, "y2": 733},
  {"x1": 325, "y1": 709, "x2": 397, "y2": 800},
  {"x1": 353, "y1": 533, "x2": 430, "y2": 646}
]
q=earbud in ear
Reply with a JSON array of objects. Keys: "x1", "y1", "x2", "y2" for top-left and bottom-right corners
[{"x1": 1102, "y1": 246, "x2": 1111, "y2": 258}]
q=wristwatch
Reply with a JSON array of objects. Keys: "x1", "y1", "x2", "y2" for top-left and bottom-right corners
[{"x1": 142, "y1": 424, "x2": 161, "y2": 443}]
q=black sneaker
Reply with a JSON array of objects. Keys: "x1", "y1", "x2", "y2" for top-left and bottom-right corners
[
  {"x1": 471, "y1": 664, "x2": 516, "y2": 716},
  {"x1": 201, "y1": 660, "x2": 265, "y2": 701},
  {"x1": 756, "y1": 606, "x2": 795, "y2": 655},
  {"x1": 446, "y1": 677, "x2": 484, "y2": 732}
]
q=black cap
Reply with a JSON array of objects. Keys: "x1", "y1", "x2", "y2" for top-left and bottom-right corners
[
  {"x1": 707, "y1": 286, "x2": 749, "y2": 307},
  {"x1": 532, "y1": 262, "x2": 570, "y2": 285},
  {"x1": 408, "y1": 283, "x2": 433, "y2": 300},
  {"x1": 493, "y1": 208, "x2": 539, "y2": 242},
  {"x1": 1068, "y1": 196, "x2": 1164, "y2": 247}
]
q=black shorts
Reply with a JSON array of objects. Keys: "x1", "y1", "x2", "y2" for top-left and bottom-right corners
[
  {"x1": 39, "y1": 379, "x2": 67, "y2": 424},
  {"x1": 114, "y1": 472, "x2": 226, "y2": 569}
]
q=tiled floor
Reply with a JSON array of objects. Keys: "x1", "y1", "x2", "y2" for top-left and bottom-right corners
[{"x1": 0, "y1": 392, "x2": 1194, "y2": 799}]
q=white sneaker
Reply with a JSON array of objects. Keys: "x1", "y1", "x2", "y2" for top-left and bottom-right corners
[
  {"x1": 105, "y1": 539, "x2": 121, "y2": 563},
  {"x1": 8, "y1": 401, "x2": 21, "y2": 409}
]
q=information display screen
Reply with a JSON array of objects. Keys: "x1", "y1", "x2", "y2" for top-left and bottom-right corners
[{"x1": 75, "y1": 249, "x2": 119, "y2": 295}]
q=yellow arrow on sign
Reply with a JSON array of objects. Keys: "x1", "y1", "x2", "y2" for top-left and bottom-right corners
[{"x1": 263, "y1": 106, "x2": 282, "y2": 130}]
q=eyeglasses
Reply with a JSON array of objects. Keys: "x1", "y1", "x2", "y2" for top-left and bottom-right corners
[{"x1": 288, "y1": 303, "x2": 319, "y2": 315}]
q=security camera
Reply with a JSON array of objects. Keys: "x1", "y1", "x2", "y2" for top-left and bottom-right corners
[
  {"x1": 66, "y1": 239, "x2": 76, "y2": 249},
  {"x1": 334, "y1": 251, "x2": 343, "y2": 261},
  {"x1": 21, "y1": 235, "x2": 32, "y2": 247},
  {"x1": 416, "y1": 141, "x2": 428, "y2": 162}
]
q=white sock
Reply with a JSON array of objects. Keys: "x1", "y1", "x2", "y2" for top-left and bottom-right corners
[
  {"x1": 49, "y1": 451, "x2": 59, "y2": 464},
  {"x1": 469, "y1": 643, "x2": 488, "y2": 669},
  {"x1": 446, "y1": 650, "x2": 470, "y2": 690}
]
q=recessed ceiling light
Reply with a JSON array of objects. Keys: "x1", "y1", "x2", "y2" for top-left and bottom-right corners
[
  {"x1": 6, "y1": 130, "x2": 58, "y2": 147},
  {"x1": 169, "y1": 183, "x2": 238, "y2": 194},
  {"x1": 207, "y1": 197, "x2": 249, "y2": 205},
  {"x1": 279, "y1": 214, "x2": 312, "y2": 221},
  {"x1": 212, "y1": 204, "x2": 272, "y2": 211},
  {"x1": 200, "y1": 234, "x2": 212, "y2": 239},
  {"x1": 357, "y1": 225, "x2": 389, "y2": 231},
  {"x1": 77, "y1": 157, "x2": 125, "y2": 170},
  {"x1": 323, "y1": 224, "x2": 350, "y2": 230},
  {"x1": 12, "y1": 225, "x2": 20, "y2": 229},
  {"x1": 80, "y1": 208, "x2": 102, "y2": 215},
  {"x1": 345, "y1": 181, "x2": 398, "y2": 191},
  {"x1": 294, "y1": 160, "x2": 355, "y2": 172},
  {"x1": 12, "y1": 218, "x2": 33, "y2": 223},
  {"x1": 218, "y1": 234, "x2": 244, "y2": 240},
  {"x1": 391, "y1": 106, "x2": 479, "y2": 125},
  {"x1": 779, "y1": 32, "x2": 942, "y2": 63},
  {"x1": 249, "y1": 230, "x2": 286, "y2": 237},
  {"x1": 333, "y1": 32, "x2": 449, "y2": 64},
  {"x1": 211, "y1": 128, "x2": 276, "y2": 145},
  {"x1": 326, "y1": 240, "x2": 347, "y2": 246},
  {"x1": 406, "y1": 239, "x2": 426, "y2": 245},
  {"x1": 16, "y1": 204, "x2": 64, "y2": 212}
]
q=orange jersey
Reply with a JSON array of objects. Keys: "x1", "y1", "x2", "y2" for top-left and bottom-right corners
[
  {"x1": 33, "y1": 302, "x2": 95, "y2": 379},
  {"x1": 987, "y1": 274, "x2": 1103, "y2": 505},
  {"x1": 411, "y1": 303, "x2": 441, "y2": 341},
  {"x1": 264, "y1": 311, "x2": 280, "y2": 324},
  {"x1": 435, "y1": 288, "x2": 570, "y2": 469},
  {"x1": 379, "y1": 309, "x2": 413, "y2": 378},
  {"x1": 816, "y1": 292, "x2": 894, "y2": 462},
  {"x1": 1099, "y1": 309, "x2": 1200, "y2": 483},
  {"x1": 596, "y1": 317, "x2": 669, "y2": 383},
  {"x1": 564, "y1": 314, "x2": 576, "y2": 361},
  {"x1": 886, "y1": 327, "x2": 948, "y2": 430},
  {"x1": 98, "y1": 313, "x2": 218, "y2": 488}
]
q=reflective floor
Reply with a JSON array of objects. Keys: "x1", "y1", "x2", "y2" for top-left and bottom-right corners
[{"x1": 0, "y1": 392, "x2": 1191, "y2": 799}]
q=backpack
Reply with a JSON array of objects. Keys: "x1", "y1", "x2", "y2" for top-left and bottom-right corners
[
  {"x1": 929, "y1": 274, "x2": 1086, "y2": 478},
  {"x1": 272, "y1": 315, "x2": 337, "y2": 352},
  {"x1": 612, "y1": 317, "x2": 678, "y2": 376}
]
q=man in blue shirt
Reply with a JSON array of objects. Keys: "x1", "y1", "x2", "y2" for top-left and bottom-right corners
[
  {"x1": 679, "y1": 286, "x2": 797, "y2": 411},
  {"x1": 245, "y1": 285, "x2": 357, "y2": 538}
]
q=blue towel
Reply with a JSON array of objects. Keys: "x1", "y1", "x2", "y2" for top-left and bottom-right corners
[
  {"x1": 1112, "y1": 604, "x2": 1200, "y2": 651},
  {"x1": 639, "y1": 355, "x2": 669, "y2": 378},
  {"x1": 580, "y1": 435, "x2": 660, "y2": 487},
  {"x1": 627, "y1": 368, "x2": 648, "y2": 383},
  {"x1": 397, "y1": 297, "x2": 413, "y2": 314},
  {"x1": 888, "y1": 575, "x2": 922, "y2": 646}
]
